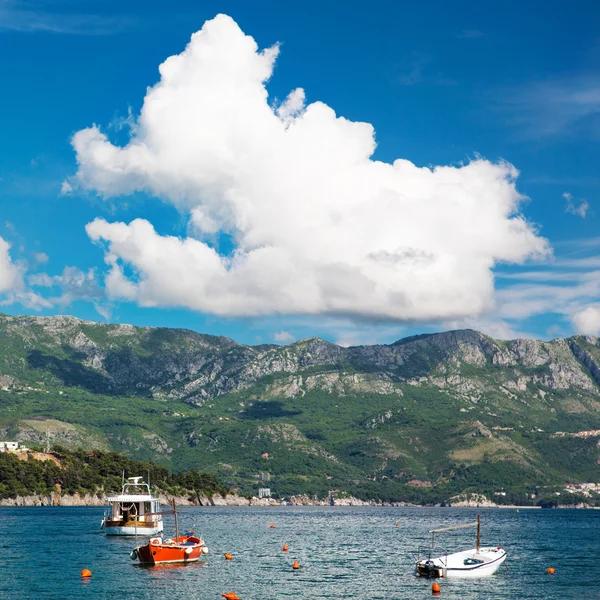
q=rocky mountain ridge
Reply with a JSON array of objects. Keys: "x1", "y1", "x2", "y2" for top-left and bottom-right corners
[
  {"x1": 1, "y1": 313, "x2": 600, "y2": 503},
  {"x1": 3, "y1": 314, "x2": 600, "y2": 403}
]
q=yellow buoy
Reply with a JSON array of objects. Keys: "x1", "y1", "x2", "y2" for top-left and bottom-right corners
[{"x1": 81, "y1": 569, "x2": 92, "y2": 578}]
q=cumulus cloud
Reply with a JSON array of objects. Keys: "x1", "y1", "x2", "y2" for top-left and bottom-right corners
[
  {"x1": 68, "y1": 14, "x2": 550, "y2": 322},
  {"x1": 572, "y1": 305, "x2": 600, "y2": 335},
  {"x1": 33, "y1": 252, "x2": 49, "y2": 264},
  {"x1": 60, "y1": 180, "x2": 73, "y2": 195},
  {"x1": 28, "y1": 266, "x2": 102, "y2": 308},
  {"x1": 272, "y1": 330, "x2": 295, "y2": 343},
  {"x1": 0, "y1": 236, "x2": 23, "y2": 294}
]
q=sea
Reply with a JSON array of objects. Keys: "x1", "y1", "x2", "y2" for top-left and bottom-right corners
[{"x1": 0, "y1": 506, "x2": 598, "y2": 599}]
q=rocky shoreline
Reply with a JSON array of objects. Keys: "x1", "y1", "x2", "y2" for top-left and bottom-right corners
[
  {"x1": 0, "y1": 492, "x2": 386, "y2": 507},
  {"x1": 0, "y1": 491, "x2": 597, "y2": 509}
]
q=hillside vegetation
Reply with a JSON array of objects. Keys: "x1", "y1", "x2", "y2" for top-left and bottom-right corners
[
  {"x1": 0, "y1": 446, "x2": 228, "y2": 500},
  {"x1": 1, "y1": 314, "x2": 600, "y2": 504}
]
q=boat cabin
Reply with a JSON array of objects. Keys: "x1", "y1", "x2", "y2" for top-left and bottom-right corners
[{"x1": 101, "y1": 476, "x2": 163, "y2": 536}]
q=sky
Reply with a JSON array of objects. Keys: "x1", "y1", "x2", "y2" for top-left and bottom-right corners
[{"x1": 1, "y1": 0, "x2": 600, "y2": 346}]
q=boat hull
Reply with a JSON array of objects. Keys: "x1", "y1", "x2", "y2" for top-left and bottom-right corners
[
  {"x1": 416, "y1": 547, "x2": 507, "y2": 578},
  {"x1": 133, "y1": 536, "x2": 207, "y2": 565},
  {"x1": 104, "y1": 523, "x2": 164, "y2": 536}
]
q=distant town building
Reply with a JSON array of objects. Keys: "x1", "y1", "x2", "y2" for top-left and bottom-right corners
[
  {"x1": 259, "y1": 472, "x2": 271, "y2": 482},
  {"x1": 0, "y1": 441, "x2": 28, "y2": 453},
  {"x1": 261, "y1": 452, "x2": 269, "y2": 460},
  {"x1": 258, "y1": 488, "x2": 271, "y2": 498}
]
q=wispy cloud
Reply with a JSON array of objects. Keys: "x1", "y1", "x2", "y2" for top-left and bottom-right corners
[
  {"x1": 496, "y1": 269, "x2": 592, "y2": 282},
  {"x1": 0, "y1": 1, "x2": 130, "y2": 35},
  {"x1": 488, "y1": 237, "x2": 600, "y2": 336},
  {"x1": 494, "y1": 261, "x2": 600, "y2": 325},
  {"x1": 499, "y1": 75, "x2": 600, "y2": 140},
  {"x1": 524, "y1": 175, "x2": 600, "y2": 187},
  {"x1": 398, "y1": 56, "x2": 457, "y2": 87},
  {"x1": 442, "y1": 316, "x2": 534, "y2": 340},
  {"x1": 555, "y1": 256, "x2": 600, "y2": 268},
  {"x1": 563, "y1": 192, "x2": 590, "y2": 218}
]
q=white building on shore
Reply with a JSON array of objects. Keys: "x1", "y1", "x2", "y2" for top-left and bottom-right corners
[{"x1": 0, "y1": 441, "x2": 29, "y2": 453}]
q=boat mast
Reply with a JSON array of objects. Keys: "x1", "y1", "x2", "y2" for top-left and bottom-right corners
[
  {"x1": 173, "y1": 498, "x2": 179, "y2": 541},
  {"x1": 476, "y1": 514, "x2": 480, "y2": 552}
]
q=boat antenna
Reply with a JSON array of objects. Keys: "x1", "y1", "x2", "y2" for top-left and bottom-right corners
[
  {"x1": 122, "y1": 469, "x2": 125, "y2": 489},
  {"x1": 476, "y1": 514, "x2": 481, "y2": 552}
]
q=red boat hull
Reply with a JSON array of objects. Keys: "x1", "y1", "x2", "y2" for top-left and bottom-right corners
[{"x1": 134, "y1": 535, "x2": 206, "y2": 565}]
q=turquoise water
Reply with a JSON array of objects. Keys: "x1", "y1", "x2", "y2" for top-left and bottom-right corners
[{"x1": 0, "y1": 506, "x2": 598, "y2": 599}]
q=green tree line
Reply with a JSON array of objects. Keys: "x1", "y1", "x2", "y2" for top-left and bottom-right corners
[{"x1": 0, "y1": 446, "x2": 229, "y2": 500}]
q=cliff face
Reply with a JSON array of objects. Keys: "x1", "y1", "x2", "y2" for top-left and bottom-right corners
[
  {"x1": 1, "y1": 314, "x2": 600, "y2": 497},
  {"x1": 2, "y1": 315, "x2": 600, "y2": 404}
]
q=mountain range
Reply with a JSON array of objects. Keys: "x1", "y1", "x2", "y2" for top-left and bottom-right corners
[{"x1": 1, "y1": 313, "x2": 599, "y2": 504}]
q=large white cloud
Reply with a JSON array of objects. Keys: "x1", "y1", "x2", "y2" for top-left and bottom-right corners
[
  {"x1": 70, "y1": 14, "x2": 550, "y2": 321},
  {"x1": 572, "y1": 305, "x2": 600, "y2": 336},
  {"x1": 0, "y1": 236, "x2": 22, "y2": 294}
]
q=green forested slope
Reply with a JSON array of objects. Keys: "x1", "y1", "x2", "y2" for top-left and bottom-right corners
[
  {"x1": 1, "y1": 314, "x2": 599, "y2": 504},
  {"x1": 0, "y1": 447, "x2": 228, "y2": 500}
]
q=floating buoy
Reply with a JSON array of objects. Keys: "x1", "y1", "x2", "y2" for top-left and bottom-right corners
[
  {"x1": 201, "y1": 546, "x2": 209, "y2": 554},
  {"x1": 224, "y1": 553, "x2": 233, "y2": 560},
  {"x1": 81, "y1": 569, "x2": 92, "y2": 578},
  {"x1": 269, "y1": 524, "x2": 276, "y2": 529},
  {"x1": 292, "y1": 560, "x2": 300, "y2": 570},
  {"x1": 221, "y1": 593, "x2": 241, "y2": 600},
  {"x1": 432, "y1": 581, "x2": 441, "y2": 595},
  {"x1": 547, "y1": 567, "x2": 556, "y2": 574},
  {"x1": 395, "y1": 522, "x2": 400, "y2": 527},
  {"x1": 283, "y1": 544, "x2": 288, "y2": 552}
]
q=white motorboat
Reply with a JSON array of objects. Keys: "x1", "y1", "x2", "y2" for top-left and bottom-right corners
[
  {"x1": 101, "y1": 475, "x2": 163, "y2": 536},
  {"x1": 415, "y1": 515, "x2": 507, "y2": 578}
]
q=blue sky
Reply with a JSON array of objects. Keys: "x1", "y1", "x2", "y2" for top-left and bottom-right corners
[{"x1": 1, "y1": 0, "x2": 600, "y2": 346}]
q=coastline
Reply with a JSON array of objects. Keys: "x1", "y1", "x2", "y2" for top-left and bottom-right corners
[{"x1": 0, "y1": 492, "x2": 596, "y2": 509}]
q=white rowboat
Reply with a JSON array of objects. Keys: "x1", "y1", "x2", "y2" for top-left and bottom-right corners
[{"x1": 415, "y1": 515, "x2": 507, "y2": 578}]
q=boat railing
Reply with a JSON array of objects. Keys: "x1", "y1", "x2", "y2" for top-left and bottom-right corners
[{"x1": 413, "y1": 544, "x2": 451, "y2": 565}]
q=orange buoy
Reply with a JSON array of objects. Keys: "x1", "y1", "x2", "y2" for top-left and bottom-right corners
[
  {"x1": 269, "y1": 524, "x2": 276, "y2": 529},
  {"x1": 221, "y1": 593, "x2": 241, "y2": 600},
  {"x1": 547, "y1": 567, "x2": 556, "y2": 574},
  {"x1": 283, "y1": 544, "x2": 288, "y2": 552},
  {"x1": 395, "y1": 522, "x2": 400, "y2": 527},
  {"x1": 292, "y1": 560, "x2": 300, "y2": 570},
  {"x1": 432, "y1": 582, "x2": 441, "y2": 595},
  {"x1": 224, "y1": 553, "x2": 233, "y2": 560},
  {"x1": 80, "y1": 569, "x2": 92, "y2": 578}
]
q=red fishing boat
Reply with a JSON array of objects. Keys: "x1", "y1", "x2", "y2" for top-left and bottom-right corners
[
  {"x1": 130, "y1": 501, "x2": 208, "y2": 565},
  {"x1": 131, "y1": 533, "x2": 208, "y2": 565}
]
